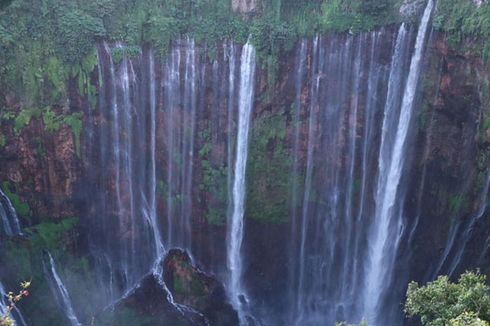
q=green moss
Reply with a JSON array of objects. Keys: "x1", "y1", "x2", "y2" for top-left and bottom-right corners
[
  {"x1": 96, "y1": 306, "x2": 158, "y2": 326},
  {"x1": 2, "y1": 241, "x2": 32, "y2": 279},
  {"x1": 142, "y1": 14, "x2": 178, "y2": 57},
  {"x1": 14, "y1": 108, "x2": 36, "y2": 135},
  {"x1": 111, "y1": 45, "x2": 141, "y2": 65},
  {"x1": 190, "y1": 278, "x2": 205, "y2": 297},
  {"x1": 0, "y1": 132, "x2": 5, "y2": 149},
  {"x1": 199, "y1": 129, "x2": 228, "y2": 226},
  {"x1": 173, "y1": 274, "x2": 185, "y2": 296},
  {"x1": 35, "y1": 137, "x2": 45, "y2": 157},
  {"x1": 448, "y1": 194, "x2": 468, "y2": 218},
  {"x1": 63, "y1": 113, "x2": 82, "y2": 158},
  {"x1": 71, "y1": 49, "x2": 99, "y2": 109},
  {"x1": 46, "y1": 56, "x2": 68, "y2": 101},
  {"x1": 207, "y1": 207, "x2": 226, "y2": 226},
  {"x1": 2, "y1": 181, "x2": 31, "y2": 220},
  {"x1": 246, "y1": 112, "x2": 291, "y2": 224},
  {"x1": 25, "y1": 217, "x2": 79, "y2": 252},
  {"x1": 42, "y1": 108, "x2": 62, "y2": 132}
]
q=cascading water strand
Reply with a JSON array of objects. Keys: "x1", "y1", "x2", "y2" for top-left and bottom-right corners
[
  {"x1": 363, "y1": 0, "x2": 434, "y2": 323},
  {"x1": 227, "y1": 39, "x2": 256, "y2": 325}
]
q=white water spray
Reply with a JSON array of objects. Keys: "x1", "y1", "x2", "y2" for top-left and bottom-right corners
[{"x1": 226, "y1": 40, "x2": 256, "y2": 324}]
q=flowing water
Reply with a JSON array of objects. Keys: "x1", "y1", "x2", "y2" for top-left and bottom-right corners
[
  {"x1": 0, "y1": 188, "x2": 25, "y2": 325},
  {"x1": 286, "y1": 1, "x2": 433, "y2": 324},
  {"x1": 0, "y1": 188, "x2": 23, "y2": 237},
  {"x1": 43, "y1": 252, "x2": 81, "y2": 326},
  {"x1": 76, "y1": 4, "x2": 481, "y2": 324},
  {"x1": 163, "y1": 38, "x2": 198, "y2": 250},
  {"x1": 363, "y1": 0, "x2": 433, "y2": 320},
  {"x1": 90, "y1": 39, "x2": 258, "y2": 323},
  {"x1": 226, "y1": 40, "x2": 256, "y2": 325},
  {"x1": 434, "y1": 171, "x2": 490, "y2": 277}
]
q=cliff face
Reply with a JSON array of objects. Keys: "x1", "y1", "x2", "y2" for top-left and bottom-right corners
[
  {"x1": 407, "y1": 32, "x2": 490, "y2": 281},
  {"x1": 0, "y1": 109, "x2": 80, "y2": 223},
  {"x1": 0, "y1": 25, "x2": 489, "y2": 325}
]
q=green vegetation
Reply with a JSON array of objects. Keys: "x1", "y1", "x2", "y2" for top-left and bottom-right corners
[
  {"x1": 406, "y1": 271, "x2": 490, "y2": 326},
  {"x1": 0, "y1": 0, "x2": 402, "y2": 114},
  {"x1": 0, "y1": 214, "x2": 100, "y2": 325},
  {"x1": 42, "y1": 108, "x2": 62, "y2": 132},
  {"x1": 95, "y1": 307, "x2": 159, "y2": 326},
  {"x1": 2, "y1": 181, "x2": 31, "y2": 220},
  {"x1": 434, "y1": 0, "x2": 490, "y2": 59},
  {"x1": 0, "y1": 132, "x2": 5, "y2": 149},
  {"x1": 63, "y1": 113, "x2": 82, "y2": 158},
  {"x1": 246, "y1": 112, "x2": 291, "y2": 224},
  {"x1": 199, "y1": 129, "x2": 228, "y2": 225},
  {"x1": 14, "y1": 109, "x2": 38, "y2": 135},
  {"x1": 448, "y1": 194, "x2": 466, "y2": 216},
  {"x1": 25, "y1": 217, "x2": 79, "y2": 252}
]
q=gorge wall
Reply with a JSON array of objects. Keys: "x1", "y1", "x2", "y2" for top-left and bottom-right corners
[{"x1": 1, "y1": 6, "x2": 490, "y2": 326}]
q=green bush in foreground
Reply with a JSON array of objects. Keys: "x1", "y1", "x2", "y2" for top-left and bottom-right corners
[{"x1": 406, "y1": 271, "x2": 490, "y2": 326}]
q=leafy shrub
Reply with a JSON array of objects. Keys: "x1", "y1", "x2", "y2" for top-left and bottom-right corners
[
  {"x1": 25, "y1": 217, "x2": 79, "y2": 252},
  {"x1": 42, "y1": 108, "x2": 62, "y2": 132},
  {"x1": 14, "y1": 109, "x2": 36, "y2": 135},
  {"x1": 406, "y1": 271, "x2": 490, "y2": 326},
  {"x1": 57, "y1": 9, "x2": 106, "y2": 63},
  {"x1": 63, "y1": 113, "x2": 82, "y2": 158},
  {"x1": 111, "y1": 45, "x2": 142, "y2": 65},
  {"x1": 434, "y1": 0, "x2": 490, "y2": 58}
]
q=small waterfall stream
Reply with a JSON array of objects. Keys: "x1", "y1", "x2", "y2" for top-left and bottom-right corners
[
  {"x1": 226, "y1": 40, "x2": 256, "y2": 325},
  {"x1": 43, "y1": 252, "x2": 81, "y2": 326},
  {"x1": 0, "y1": 187, "x2": 25, "y2": 325},
  {"x1": 434, "y1": 171, "x2": 490, "y2": 277},
  {"x1": 0, "y1": 188, "x2": 23, "y2": 237}
]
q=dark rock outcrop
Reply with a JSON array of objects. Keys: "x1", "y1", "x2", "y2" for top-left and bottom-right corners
[{"x1": 103, "y1": 249, "x2": 238, "y2": 326}]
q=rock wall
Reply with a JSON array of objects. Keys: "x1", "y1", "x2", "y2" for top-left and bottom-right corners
[{"x1": 0, "y1": 26, "x2": 489, "y2": 325}]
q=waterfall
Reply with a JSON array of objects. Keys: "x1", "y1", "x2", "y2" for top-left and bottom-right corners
[
  {"x1": 0, "y1": 188, "x2": 23, "y2": 237},
  {"x1": 0, "y1": 189, "x2": 25, "y2": 325},
  {"x1": 163, "y1": 37, "x2": 197, "y2": 250},
  {"x1": 289, "y1": 31, "x2": 389, "y2": 325},
  {"x1": 148, "y1": 50, "x2": 164, "y2": 259},
  {"x1": 286, "y1": 4, "x2": 433, "y2": 322},
  {"x1": 181, "y1": 37, "x2": 197, "y2": 250},
  {"x1": 0, "y1": 281, "x2": 26, "y2": 326},
  {"x1": 84, "y1": 17, "x2": 441, "y2": 325},
  {"x1": 363, "y1": 0, "x2": 433, "y2": 322},
  {"x1": 226, "y1": 40, "x2": 256, "y2": 324},
  {"x1": 434, "y1": 171, "x2": 490, "y2": 277},
  {"x1": 44, "y1": 252, "x2": 81, "y2": 326},
  {"x1": 227, "y1": 41, "x2": 237, "y2": 223},
  {"x1": 91, "y1": 42, "x2": 165, "y2": 301},
  {"x1": 295, "y1": 35, "x2": 321, "y2": 323},
  {"x1": 164, "y1": 42, "x2": 181, "y2": 247},
  {"x1": 288, "y1": 39, "x2": 307, "y2": 321}
]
